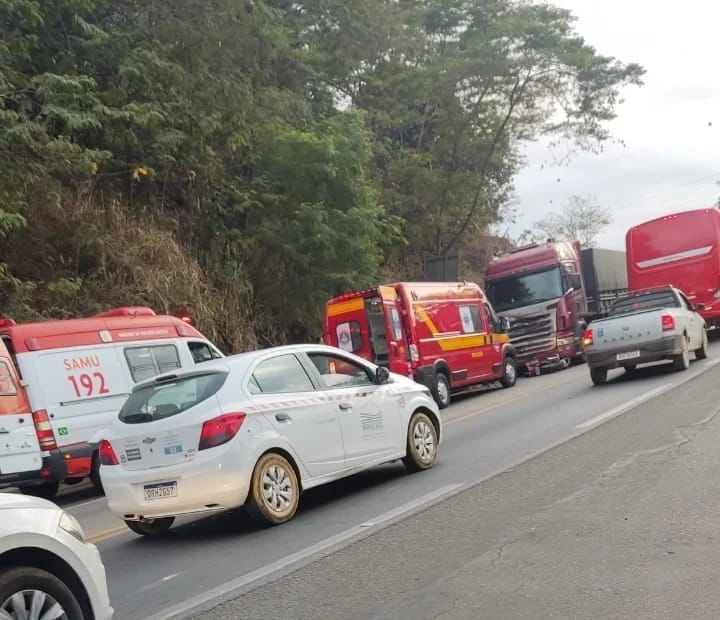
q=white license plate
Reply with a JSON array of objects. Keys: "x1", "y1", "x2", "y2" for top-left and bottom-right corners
[
  {"x1": 616, "y1": 351, "x2": 641, "y2": 361},
  {"x1": 144, "y1": 481, "x2": 178, "y2": 501}
]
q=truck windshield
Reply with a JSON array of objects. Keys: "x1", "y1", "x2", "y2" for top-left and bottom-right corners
[
  {"x1": 487, "y1": 267, "x2": 563, "y2": 312},
  {"x1": 609, "y1": 291, "x2": 680, "y2": 316}
]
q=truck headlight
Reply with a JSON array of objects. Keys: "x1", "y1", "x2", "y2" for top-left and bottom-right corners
[{"x1": 59, "y1": 512, "x2": 86, "y2": 542}]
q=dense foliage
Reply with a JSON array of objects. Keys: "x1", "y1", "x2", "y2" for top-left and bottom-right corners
[{"x1": 0, "y1": 0, "x2": 643, "y2": 349}]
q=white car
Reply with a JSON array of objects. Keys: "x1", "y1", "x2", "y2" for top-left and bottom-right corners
[
  {"x1": 100, "y1": 345, "x2": 441, "y2": 534},
  {"x1": 0, "y1": 493, "x2": 113, "y2": 620}
]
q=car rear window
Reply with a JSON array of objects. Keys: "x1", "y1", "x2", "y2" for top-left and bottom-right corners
[
  {"x1": 119, "y1": 372, "x2": 227, "y2": 424},
  {"x1": 610, "y1": 291, "x2": 679, "y2": 316}
]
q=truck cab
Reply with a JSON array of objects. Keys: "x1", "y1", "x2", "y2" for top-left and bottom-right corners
[{"x1": 486, "y1": 241, "x2": 587, "y2": 373}]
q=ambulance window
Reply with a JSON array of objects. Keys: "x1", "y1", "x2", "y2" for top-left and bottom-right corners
[
  {"x1": 459, "y1": 306, "x2": 483, "y2": 334},
  {"x1": 336, "y1": 321, "x2": 363, "y2": 353},
  {"x1": 188, "y1": 341, "x2": 218, "y2": 364},
  {"x1": 2, "y1": 337, "x2": 21, "y2": 380},
  {"x1": 124, "y1": 345, "x2": 182, "y2": 383},
  {"x1": 251, "y1": 354, "x2": 315, "y2": 394},
  {"x1": 0, "y1": 361, "x2": 17, "y2": 396},
  {"x1": 484, "y1": 303, "x2": 503, "y2": 333}
]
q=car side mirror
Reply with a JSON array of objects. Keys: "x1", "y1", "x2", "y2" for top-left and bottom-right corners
[
  {"x1": 501, "y1": 316, "x2": 511, "y2": 333},
  {"x1": 375, "y1": 366, "x2": 390, "y2": 385}
]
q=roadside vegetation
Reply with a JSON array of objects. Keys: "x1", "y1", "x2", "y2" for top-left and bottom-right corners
[{"x1": 0, "y1": 0, "x2": 643, "y2": 350}]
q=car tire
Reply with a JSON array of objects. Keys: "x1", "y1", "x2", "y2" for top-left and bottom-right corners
[
  {"x1": 500, "y1": 356, "x2": 518, "y2": 388},
  {"x1": 0, "y1": 566, "x2": 84, "y2": 620},
  {"x1": 696, "y1": 329, "x2": 709, "y2": 360},
  {"x1": 590, "y1": 367, "x2": 608, "y2": 386},
  {"x1": 673, "y1": 336, "x2": 691, "y2": 371},
  {"x1": 89, "y1": 452, "x2": 104, "y2": 495},
  {"x1": 246, "y1": 452, "x2": 300, "y2": 526},
  {"x1": 403, "y1": 412, "x2": 439, "y2": 473},
  {"x1": 432, "y1": 372, "x2": 451, "y2": 409},
  {"x1": 124, "y1": 517, "x2": 175, "y2": 537},
  {"x1": 19, "y1": 481, "x2": 60, "y2": 500}
]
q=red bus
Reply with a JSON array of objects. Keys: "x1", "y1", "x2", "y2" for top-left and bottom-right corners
[
  {"x1": 626, "y1": 208, "x2": 720, "y2": 327},
  {"x1": 323, "y1": 282, "x2": 517, "y2": 408}
]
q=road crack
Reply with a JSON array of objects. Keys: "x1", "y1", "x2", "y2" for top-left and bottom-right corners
[{"x1": 491, "y1": 542, "x2": 511, "y2": 568}]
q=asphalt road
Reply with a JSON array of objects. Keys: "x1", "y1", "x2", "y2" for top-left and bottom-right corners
[{"x1": 10, "y1": 346, "x2": 720, "y2": 619}]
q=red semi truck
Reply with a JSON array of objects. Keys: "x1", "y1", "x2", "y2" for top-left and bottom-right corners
[
  {"x1": 626, "y1": 208, "x2": 720, "y2": 328},
  {"x1": 486, "y1": 241, "x2": 627, "y2": 373}
]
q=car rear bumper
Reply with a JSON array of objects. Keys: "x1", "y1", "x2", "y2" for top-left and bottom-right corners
[
  {"x1": 585, "y1": 335, "x2": 684, "y2": 370},
  {"x1": 101, "y1": 451, "x2": 252, "y2": 520},
  {"x1": 0, "y1": 450, "x2": 67, "y2": 487}
]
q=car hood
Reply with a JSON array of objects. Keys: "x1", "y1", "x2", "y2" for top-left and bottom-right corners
[{"x1": 0, "y1": 493, "x2": 58, "y2": 511}]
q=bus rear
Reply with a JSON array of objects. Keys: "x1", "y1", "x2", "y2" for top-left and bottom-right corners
[{"x1": 626, "y1": 208, "x2": 720, "y2": 326}]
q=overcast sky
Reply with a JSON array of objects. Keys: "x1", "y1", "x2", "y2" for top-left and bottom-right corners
[{"x1": 506, "y1": 0, "x2": 720, "y2": 250}]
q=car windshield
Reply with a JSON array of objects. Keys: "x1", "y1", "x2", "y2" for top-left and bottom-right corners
[
  {"x1": 119, "y1": 371, "x2": 228, "y2": 424},
  {"x1": 609, "y1": 290, "x2": 680, "y2": 316},
  {"x1": 487, "y1": 267, "x2": 563, "y2": 312}
]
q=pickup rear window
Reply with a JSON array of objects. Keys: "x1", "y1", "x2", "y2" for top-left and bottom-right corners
[
  {"x1": 119, "y1": 371, "x2": 227, "y2": 424},
  {"x1": 610, "y1": 291, "x2": 679, "y2": 316}
]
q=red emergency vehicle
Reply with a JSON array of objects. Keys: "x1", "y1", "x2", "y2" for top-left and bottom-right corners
[
  {"x1": 626, "y1": 208, "x2": 720, "y2": 327},
  {"x1": 323, "y1": 282, "x2": 517, "y2": 408},
  {"x1": 0, "y1": 307, "x2": 221, "y2": 498}
]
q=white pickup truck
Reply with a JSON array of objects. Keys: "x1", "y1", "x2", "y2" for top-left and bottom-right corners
[{"x1": 582, "y1": 286, "x2": 708, "y2": 385}]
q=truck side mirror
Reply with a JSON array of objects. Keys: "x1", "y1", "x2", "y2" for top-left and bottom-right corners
[
  {"x1": 568, "y1": 274, "x2": 582, "y2": 291},
  {"x1": 501, "y1": 316, "x2": 511, "y2": 333}
]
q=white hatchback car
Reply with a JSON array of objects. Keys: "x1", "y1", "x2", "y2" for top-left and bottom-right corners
[
  {"x1": 0, "y1": 493, "x2": 113, "y2": 620},
  {"x1": 100, "y1": 345, "x2": 441, "y2": 534}
]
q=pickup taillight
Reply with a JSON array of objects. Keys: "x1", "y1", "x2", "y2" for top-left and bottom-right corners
[
  {"x1": 582, "y1": 329, "x2": 593, "y2": 347},
  {"x1": 661, "y1": 314, "x2": 675, "y2": 331}
]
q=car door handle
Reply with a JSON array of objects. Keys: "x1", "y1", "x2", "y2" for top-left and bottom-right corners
[
  {"x1": 0, "y1": 428, "x2": 8, "y2": 434},
  {"x1": 338, "y1": 402, "x2": 353, "y2": 411},
  {"x1": 275, "y1": 412, "x2": 292, "y2": 422}
]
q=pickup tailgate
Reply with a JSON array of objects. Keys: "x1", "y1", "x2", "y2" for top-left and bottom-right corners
[{"x1": 590, "y1": 310, "x2": 665, "y2": 354}]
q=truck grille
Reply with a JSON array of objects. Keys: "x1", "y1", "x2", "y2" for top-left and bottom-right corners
[{"x1": 507, "y1": 311, "x2": 556, "y2": 361}]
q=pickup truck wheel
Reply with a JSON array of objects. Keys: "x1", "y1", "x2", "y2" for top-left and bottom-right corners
[
  {"x1": 500, "y1": 357, "x2": 517, "y2": 388},
  {"x1": 590, "y1": 367, "x2": 608, "y2": 385},
  {"x1": 696, "y1": 329, "x2": 709, "y2": 360},
  {"x1": 673, "y1": 337, "x2": 690, "y2": 371}
]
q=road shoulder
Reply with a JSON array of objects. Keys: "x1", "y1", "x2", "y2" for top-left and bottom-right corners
[{"x1": 192, "y1": 364, "x2": 720, "y2": 620}]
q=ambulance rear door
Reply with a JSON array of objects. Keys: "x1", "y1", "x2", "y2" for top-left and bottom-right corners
[{"x1": 0, "y1": 338, "x2": 40, "y2": 476}]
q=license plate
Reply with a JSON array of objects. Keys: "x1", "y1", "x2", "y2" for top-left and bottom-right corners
[
  {"x1": 616, "y1": 351, "x2": 640, "y2": 361},
  {"x1": 143, "y1": 481, "x2": 178, "y2": 501}
]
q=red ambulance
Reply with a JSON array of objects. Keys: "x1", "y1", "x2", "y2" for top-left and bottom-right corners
[
  {"x1": 323, "y1": 282, "x2": 517, "y2": 408},
  {"x1": 0, "y1": 307, "x2": 222, "y2": 498}
]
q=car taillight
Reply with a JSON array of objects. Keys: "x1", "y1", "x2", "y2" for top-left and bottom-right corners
[
  {"x1": 199, "y1": 413, "x2": 246, "y2": 451},
  {"x1": 661, "y1": 314, "x2": 675, "y2": 331},
  {"x1": 582, "y1": 329, "x2": 593, "y2": 347},
  {"x1": 32, "y1": 410, "x2": 57, "y2": 451},
  {"x1": 99, "y1": 439, "x2": 119, "y2": 466}
]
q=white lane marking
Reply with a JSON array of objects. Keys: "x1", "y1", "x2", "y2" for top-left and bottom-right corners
[
  {"x1": 139, "y1": 573, "x2": 181, "y2": 594},
  {"x1": 144, "y1": 482, "x2": 464, "y2": 620},
  {"x1": 576, "y1": 353, "x2": 720, "y2": 432},
  {"x1": 575, "y1": 384, "x2": 672, "y2": 430}
]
